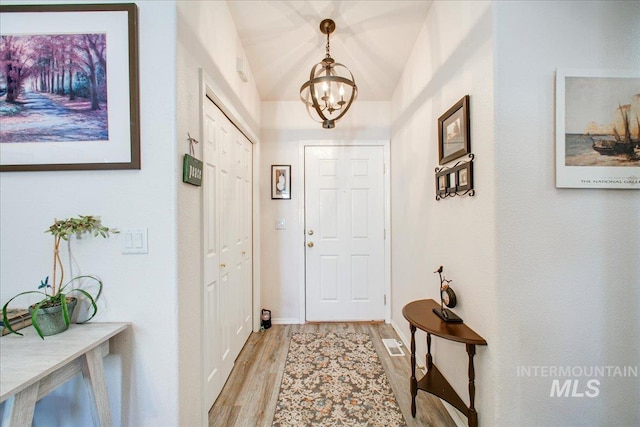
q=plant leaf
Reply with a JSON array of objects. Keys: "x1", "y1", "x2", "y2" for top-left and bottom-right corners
[
  {"x1": 69, "y1": 288, "x2": 99, "y2": 323},
  {"x1": 31, "y1": 300, "x2": 47, "y2": 339},
  {"x1": 61, "y1": 294, "x2": 71, "y2": 326},
  {"x1": 2, "y1": 304, "x2": 24, "y2": 337}
]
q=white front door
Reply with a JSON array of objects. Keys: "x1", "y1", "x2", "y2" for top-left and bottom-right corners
[{"x1": 304, "y1": 145, "x2": 385, "y2": 321}]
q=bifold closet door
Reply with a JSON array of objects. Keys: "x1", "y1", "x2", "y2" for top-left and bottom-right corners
[{"x1": 203, "y1": 96, "x2": 252, "y2": 409}]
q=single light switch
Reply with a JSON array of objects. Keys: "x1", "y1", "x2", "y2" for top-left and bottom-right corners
[{"x1": 275, "y1": 219, "x2": 286, "y2": 230}]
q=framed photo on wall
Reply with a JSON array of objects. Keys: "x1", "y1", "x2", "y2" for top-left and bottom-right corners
[
  {"x1": 0, "y1": 3, "x2": 140, "y2": 171},
  {"x1": 438, "y1": 95, "x2": 470, "y2": 165},
  {"x1": 456, "y1": 160, "x2": 473, "y2": 192},
  {"x1": 272, "y1": 165, "x2": 291, "y2": 199},
  {"x1": 435, "y1": 155, "x2": 474, "y2": 200},
  {"x1": 555, "y1": 69, "x2": 639, "y2": 189}
]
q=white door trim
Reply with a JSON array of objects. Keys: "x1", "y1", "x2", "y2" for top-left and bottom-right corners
[{"x1": 297, "y1": 140, "x2": 391, "y2": 324}]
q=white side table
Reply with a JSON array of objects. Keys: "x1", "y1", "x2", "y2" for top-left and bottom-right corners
[{"x1": 1, "y1": 322, "x2": 130, "y2": 427}]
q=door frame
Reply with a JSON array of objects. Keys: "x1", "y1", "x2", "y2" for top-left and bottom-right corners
[{"x1": 297, "y1": 140, "x2": 391, "y2": 323}]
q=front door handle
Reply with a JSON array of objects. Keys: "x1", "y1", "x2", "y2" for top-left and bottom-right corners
[{"x1": 307, "y1": 242, "x2": 314, "y2": 248}]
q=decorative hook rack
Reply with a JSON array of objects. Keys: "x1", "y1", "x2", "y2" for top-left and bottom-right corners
[{"x1": 435, "y1": 153, "x2": 475, "y2": 201}]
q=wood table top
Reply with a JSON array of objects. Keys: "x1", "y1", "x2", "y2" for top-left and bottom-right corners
[
  {"x1": 402, "y1": 299, "x2": 486, "y2": 346},
  {"x1": 0, "y1": 322, "x2": 130, "y2": 401}
]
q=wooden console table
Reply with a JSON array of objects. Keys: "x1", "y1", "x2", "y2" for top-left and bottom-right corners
[
  {"x1": 1, "y1": 322, "x2": 129, "y2": 427},
  {"x1": 403, "y1": 299, "x2": 487, "y2": 427}
]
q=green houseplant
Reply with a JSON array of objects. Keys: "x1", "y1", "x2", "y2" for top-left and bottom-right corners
[{"x1": 2, "y1": 215, "x2": 118, "y2": 339}]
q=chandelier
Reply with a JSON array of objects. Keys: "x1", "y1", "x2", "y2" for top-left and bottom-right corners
[{"x1": 299, "y1": 19, "x2": 357, "y2": 129}]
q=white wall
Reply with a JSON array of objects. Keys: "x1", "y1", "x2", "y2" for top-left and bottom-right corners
[
  {"x1": 493, "y1": 1, "x2": 640, "y2": 426},
  {"x1": 392, "y1": 1, "x2": 639, "y2": 426},
  {"x1": 0, "y1": 1, "x2": 179, "y2": 426},
  {"x1": 389, "y1": 1, "x2": 496, "y2": 424},
  {"x1": 260, "y1": 101, "x2": 390, "y2": 323},
  {"x1": 176, "y1": 1, "x2": 261, "y2": 426}
]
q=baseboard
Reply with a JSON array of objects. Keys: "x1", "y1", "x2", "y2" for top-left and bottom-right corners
[
  {"x1": 390, "y1": 319, "x2": 466, "y2": 427},
  {"x1": 390, "y1": 319, "x2": 410, "y2": 348},
  {"x1": 271, "y1": 318, "x2": 303, "y2": 325}
]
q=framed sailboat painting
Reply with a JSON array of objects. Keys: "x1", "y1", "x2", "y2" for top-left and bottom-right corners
[{"x1": 555, "y1": 69, "x2": 640, "y2": 189}]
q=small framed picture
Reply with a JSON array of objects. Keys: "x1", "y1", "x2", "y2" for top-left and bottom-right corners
[
  {"x1": 438, "y1": 174, "x2": 447, "y2": 191},
  {"x1": 456, "y1": 161, "x2": 473, "y2": 192},
  {"x1": 271, "y1": 165, "x2": 291, "y2": 199},
  {"x1": 448, "y1": 171, "x2": 457, "y2": 192},
  {"x1": 435, "y1": 168, "x2": 449, "y2": 198},
  {"x1": 438, "y1": 95, "x2": 470, "y2": 165}
]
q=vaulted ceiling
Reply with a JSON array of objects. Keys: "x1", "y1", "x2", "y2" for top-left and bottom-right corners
[{"x1": 226, "y1": 1, "x2": 432, "y2": 102}]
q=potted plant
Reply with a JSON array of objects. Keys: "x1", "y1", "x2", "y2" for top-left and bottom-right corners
[{"x1": 1, "y1": 215, "x2": 118, "y2": 339}]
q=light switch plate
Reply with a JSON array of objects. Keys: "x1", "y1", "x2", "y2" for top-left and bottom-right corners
[{"x1": 122, "y1": 228, "x2": 148, "y2": 254}]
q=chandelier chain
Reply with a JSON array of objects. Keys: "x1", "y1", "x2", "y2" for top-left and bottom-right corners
[{"x1": 325, "y1": 32, "x2": 331, "y2": 58}]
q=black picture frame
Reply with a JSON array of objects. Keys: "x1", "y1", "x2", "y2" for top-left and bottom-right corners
[
  {"x1": 0, "y1": 3, "x2": 140, "y2": 171},
  {"x1": 438, "y1": 95, "x2": 470, "y2": 165},
  {"x1": 271, "y1": 165, "x2": 291, "y2": 199},
  {"x1": 435, "y1": 154, "x2": 474, "y2": 200}
]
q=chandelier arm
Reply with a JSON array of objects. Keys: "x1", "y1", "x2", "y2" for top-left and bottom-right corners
[{"x1": 327, "y1": 88, "x2": 357, "y2": 122}]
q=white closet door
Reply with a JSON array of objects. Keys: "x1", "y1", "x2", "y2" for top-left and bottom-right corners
[
  {"x1": 230, "y1": 128, "x2": 252, "y2": 358},
  {"x1": 203, "y1": 97, "x2": 253, "y2": 409},
  {"x1": 203, "y1": 97, "x2": 222, "y2": 409}
]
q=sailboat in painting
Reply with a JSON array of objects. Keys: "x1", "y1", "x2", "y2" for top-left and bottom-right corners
[{"x1": 590, "y1": 104, "x2": 640, "y2": 158}]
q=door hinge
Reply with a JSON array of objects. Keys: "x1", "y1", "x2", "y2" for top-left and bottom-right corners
[
  {"x1": 383, "y1": 163, "x2": 386, "y2": 174},
  {"x1": 384, "y1": 229, "x2": 386, "y2": 240},
  {"x1": 384, "y1": 294, "x2": 387, "y2": 305}
]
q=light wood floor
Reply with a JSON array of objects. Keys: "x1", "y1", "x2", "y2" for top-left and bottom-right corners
[{"x1": 208, "y1": 322, "x2": 456, "y2": 427}]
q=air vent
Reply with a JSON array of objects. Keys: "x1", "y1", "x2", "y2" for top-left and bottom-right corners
[{"x1": 382, "y1": 338, "x2": 405, "y2": 357}]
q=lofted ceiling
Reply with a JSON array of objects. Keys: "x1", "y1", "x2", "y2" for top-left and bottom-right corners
[{"x1": 226, "y1": 1, "x2": 432, "y2": 102}]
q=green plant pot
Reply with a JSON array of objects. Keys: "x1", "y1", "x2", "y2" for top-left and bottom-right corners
[{"x1": 29, "y1": 298, "x2": 77, "y2": 337}]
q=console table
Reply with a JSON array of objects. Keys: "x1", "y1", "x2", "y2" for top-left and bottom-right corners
[
  {"x1": 1, "y1": 322, "x2": 130, "y2": 427},
  {"x1": 402, "y1": 299, "x2": 487, "y2": 427}
]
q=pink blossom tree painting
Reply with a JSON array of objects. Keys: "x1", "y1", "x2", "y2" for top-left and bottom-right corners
[{"x1": 0, "y1": 33, "x2": 108, "y2": 143}]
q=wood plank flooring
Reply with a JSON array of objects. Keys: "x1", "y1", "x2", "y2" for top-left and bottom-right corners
[{"x1": 208, "y1": 323, "x2": 456, "y2": 427}]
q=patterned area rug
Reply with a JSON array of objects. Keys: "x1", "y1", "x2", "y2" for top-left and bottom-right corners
[{"x1": 272, "y1": 332, "x2": 407, "y2": 426}]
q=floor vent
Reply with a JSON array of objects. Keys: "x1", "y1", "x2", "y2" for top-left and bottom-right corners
[{"x1": 382, "y1": 338, "x2": 405, "y2": 357}]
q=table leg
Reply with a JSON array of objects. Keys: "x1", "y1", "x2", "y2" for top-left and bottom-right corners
[
  {"x1": 410, "y1": 324, "x2": 417, "y2": 418},
  {"x1": 466, "y1": 344, "x2": 478, "y2": 427},
  {"x1": 1, "y1": 382, "x2": 39, "y2": 427},
  {"x1": 426, "y1": 332, "x2": 432, "y2": 371},
  {"x1": 81, "y1": 344, "x2": 112, "y2": 427}
]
